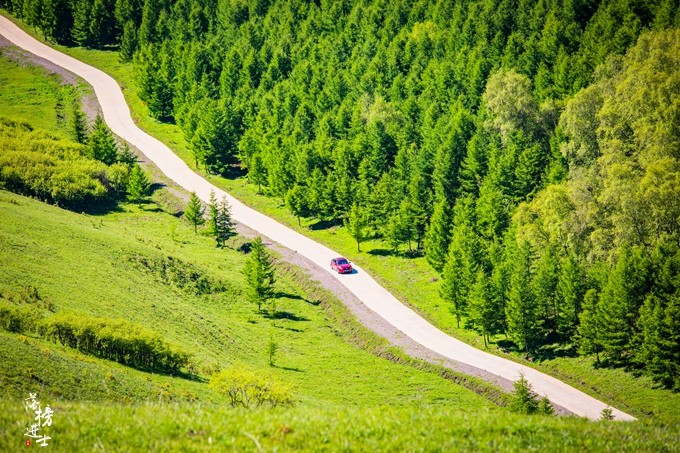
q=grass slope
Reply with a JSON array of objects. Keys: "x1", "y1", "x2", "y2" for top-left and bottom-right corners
[
  {"x1": 0, "y1": 398, "x2": 678, "y2": 452},
  {"x1": 0, "y1": 189, "x2": 494, "y2": 410},
  {"x1": 0, "y1": 48, "x2": 66, "y2": 133}
]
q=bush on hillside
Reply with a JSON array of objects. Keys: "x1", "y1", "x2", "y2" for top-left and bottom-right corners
[
  {"x1": 209, "y1": 365, "x2": 294, "y2": 408},
  {"x1": 0, "y1": 117, "x2": 139, "y2": 211},
  {"x1": 0, "y1": 300, "x2": 41, "y2": 334},
  {"x1": 39, "y1": 313, "x2": 191, "y2": 374}
]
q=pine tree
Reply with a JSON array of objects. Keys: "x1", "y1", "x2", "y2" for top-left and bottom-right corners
[
  {"x1": 637, "y1": 293, "x2": 680, "y2": 390},
  {"x1": 467, "y1": 269, "x2": 496, "y2": 347},
  {"x1": 126, "y1": 165, "x2": 151, "y2": 205},
  {"x1": 508, "y1": 374, "x2": 539, "y2": 414},
  {"x1": 537, "y1": 396, "x2": 555, "y2": 415},
  {"x1": 119, "y1": 20, "x2": 139, "y2": 63},
  {"x1": 556, "y1": 253, "x2": 585, "y2": 340},
  {"x1": 216, "y1": 195, "x2": 236, "y2": 247},
  {"x1": 384, "y1": 201, "x2": 412, "y2": 253},
  {"x1": 249, "y1": 154, "x2": 267, "y2": 194},
  {"x1": 424, "y1": 200, "x2": 452, "y2": 274},
  {"x1": 440, "y1": 228, "x2": 477, "y2": 329},
  {"x1": 71, "y1": 0, "x2": 93, "y2": 47},
  {"x1": 532, "y1": 246, "x2": 559, "y2": 340},
  {"x1": 578, "y1": 289, "x2": 604, "y2": 364},
  {"x1": 243, "y1": 237, "x2": 276, "y2": 312},
  {"x1": 117, "y1": 143, "x2": 137, "y2": 167},
  {"x1": 207, "y1": 191, "x2": 219, "y2": 242},
  {"x1": 505, "y1": 241, "x2": 542, "y2": 353},
  {"x1": 70, "y1": 101, "x2": 87, "y2": 144},
  {"x1": 88, "y1": 116, "x2": 118, "y2": 165},
  {"x1": 184, "y1": 192, "x2": 205, "y2": 234},
  {"x1": 345, "y1": 202, "x2": 369, "y2": 252},
  {"x1": 285, "y1": 184, "x2": 311, "y2": 226},
  {"x1": 597, "y1": 247, "x2": 647, "y2": 365}
]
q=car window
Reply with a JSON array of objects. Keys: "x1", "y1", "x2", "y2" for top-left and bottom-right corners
[{"x1": 337, "y1": 259, "x2": 348, "y2": 265}]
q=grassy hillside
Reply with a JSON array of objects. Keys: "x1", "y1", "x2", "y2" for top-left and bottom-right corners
[
  {"x1": 1, "y1": 399, "x2": 679, "y2": 452},
  {"x1": 0, "y1": 47, "x2": 68, "y2": 133},
  {"x1": 1, "y1": 24, "x2": 679, "y2": 451},
  {"x1": 30, "y1": 38, "x2": 680, "y2": 424},
  {"x1": 0, "y1": 188, "x2": 498, "y2": 410}
]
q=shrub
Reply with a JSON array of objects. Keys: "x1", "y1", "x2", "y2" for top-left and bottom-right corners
[
  {"x1": 39, "y1": 313, "x2": 190, "y2": 374},
  {"x1": 0, "y1": 117, "x2": 131, "y2": 211},
  {"x1": 509, "y1": 374, "x2": 554, "y2": 415},
  {"x1": 0, "y1": 300, "x2": 40, "y2": 333},
  {"x1": 209, "y1": 364, "x2": 294, "y2": 408}
]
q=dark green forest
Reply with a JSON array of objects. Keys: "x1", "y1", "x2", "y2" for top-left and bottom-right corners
[{"x1": 3, "y1": 0, "x2": 679, "y2": 390}]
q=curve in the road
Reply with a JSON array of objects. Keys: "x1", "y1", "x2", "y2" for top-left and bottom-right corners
[{"x1": 0, "y1": 15, "x2": 635, "y2": 421}]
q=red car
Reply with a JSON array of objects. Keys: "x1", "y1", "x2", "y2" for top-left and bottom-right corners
[{"x1": 331, "y1": 257, "x2": 353, "y2": 274}]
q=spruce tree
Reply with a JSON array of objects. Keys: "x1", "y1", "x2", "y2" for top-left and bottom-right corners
[
  {"x1": 88, "y1": 116, "x2": 118, "y2": 165},
  {"x1": 243, "y1": 237, "x2": 276, "y2": 312},
  {"x1": 207, "y1": 191, "x2": 219, "y2": 242},
  {"x1": 119, "y1": 20, "x2": 139, "y2": 63},
  {"x1": 556, "y1": 253, "x2": 585, "y2": 339},
  {"x1": 285, "y1": 184, "x2": 311, "y2": 226},
  {"x1": 249, "y1": 154, "x2": 267, "y2": 194},
  {"x1": 216, "y1": 195, "x2": 236, "y2": 247},
  {"x1": 467, "y1": 269, "x2": 495, "y2": 347},
  {"x1": 505, "y1": 241, "x2": 542, "y2": 353},
  {"x1": 597, "y1": 247, "x2": 646, "y2": 365},
  {"x1": 70, "y1": 101, "x2": 87, "y2": 144},
  {"x1": 440, "y1": 237, "x2": 468, "y2": 329},
  {"x1": 578, "y1": 289, "x2": 604, "y2": 364},
  {"x1": 71, "y1": 0, "x2": 93, "y2": 47},
  {"x1": 345, "y1": 202, "x2": 369, "y2": 252},
  {"x1": 126, "y1": 165, "x2": 151, "y2": 205},
  {"x1": 637, "y1": 293, "x2": 680, "y2": 390},
  {"x1": 184, "y1": 192, "x2": 205, "y2": 234},
  {"x1": 424, "y1": 200, "x2": 452, "y2": 274},
  {"x1": 509, "y1": 374, "x2": 539, "y2": 414}
]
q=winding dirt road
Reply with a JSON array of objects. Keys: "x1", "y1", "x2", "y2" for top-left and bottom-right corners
[{"x1": 0, "y1": 15, "x2": 635, "y2": 421}]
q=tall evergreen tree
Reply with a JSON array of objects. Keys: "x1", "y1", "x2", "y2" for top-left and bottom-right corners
[
  {"x1": 126, "y1": 164, "x2": 151, "y2": 206},
  {"x1": 578, "y1": 288, "x2": 604, "y2": 364},
  {"x1": 505, "y1": 241, "x2": 542, "y2": 353},
  {"x1": 184, "y1": 192, "x2": 205, "y2": 234},
  {"x1": 243, "y1": 237, "x2": 276, "y2": 312},
  {"x1": 467, "y1": 269, "x2": 499, "y2": 347},
  {"x1": 597, "y1": 247, "x2": 649, "y2": 365},
  {"x1": 423, "y1": 200, "x2": 452, "y2": 274},
  {"x1": 345, "y1": 202, "x2": 369, "y2": 252},
  {"x1": 70, "y1": 101, "x2": 87, "y2": 144},
  {"x1": 215, "y1": 195, "x2": 236, "y2": 247},
  {"x1": 88, "y1": 116, "x2": 118, "y2": 165},
  {"x1": 637, "y1": 293, "x2": 680, "y2": 391}
]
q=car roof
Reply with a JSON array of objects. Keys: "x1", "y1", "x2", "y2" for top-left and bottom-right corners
[{"x1": 333, "y1": 257, "x2": 348, "y2": 261}]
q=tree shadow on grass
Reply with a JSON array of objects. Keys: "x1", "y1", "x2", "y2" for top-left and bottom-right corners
[
  {"x1": 491, "y1": 338, "x2": 578, "y2": 362},
  {"x1": 273, "y1": 291, "x2": 307, "y2": 302},
  {"x1": 271, "y1": 364, "x2": 303, "y2": 372},
  {"x1": 264, "y1": 311, "x2": 310, "y2": 322},
  {"x1": 79, "y1": 197, "x2": 124, "y2": 216},
  {"x1": 308, "y1": 218, "x2": 341, "y2": 231},
  {"x1": 217, "y1": 163, "x2": 247, "y2": 180},
  {"x1": 367, "y1": 248, "x2": 422, "y2": 259}
]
